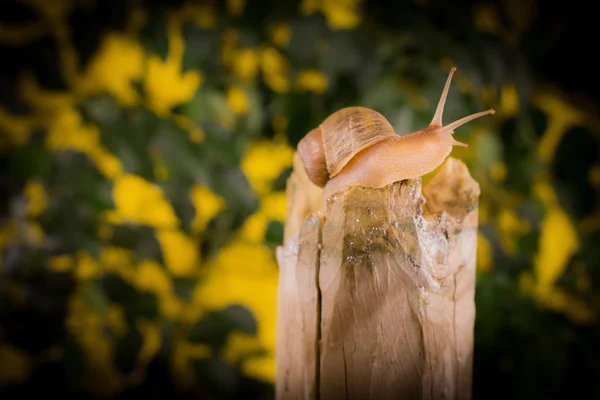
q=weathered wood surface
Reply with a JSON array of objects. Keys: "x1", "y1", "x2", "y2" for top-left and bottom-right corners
[{"x1": 276, "y1": 157, "x2": 479, "y2": 400}]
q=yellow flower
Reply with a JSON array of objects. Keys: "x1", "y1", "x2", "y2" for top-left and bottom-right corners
[
  {"x1": 190, "y1": 184, "x2": 226, "y2": 234},
  {"x1": 153, "y1": 156, "x2": 169, "y2": 181},
  {"x1": 533, "y1": 181, "x2": 558, "y2": 206},
  {"x1": 300, "y1": 0, "x2": 321, "y2": 15},
  {"x1": 100, "y1": 246, "x2": 135, "y2": 281},
  {"x1": 222, "y1": 332, "x2": 274, "y2": 381},
  {"x1": 0, "y1": 344, "x2": 32, "y2": 385},
  {"x1": 473, "y1": 3, "x2": 504, "y2": 36},
  {"x1": 0, "y1": 222, "x2": 17, "y2": 253},
  {"x1": 48, "y1": 254, "x2": 74, "y2": 272},
  {"x1": 489, "y1": 161, "x2": 507, "y2": 182},
  {"x1": 477, "y1": 232, "x2": 493, "y2": 273},
  {"x1": 112, "y1": 174, "x2": 179, "y2": 228},
  {"x1": 136, "y1": 319, "x2": 162, "y2": 367},
  {"x1": 77, "y1": 33, "x2": 144, "y2": 105},
  {"x1": 478, "y1": 199, "x2": 490, "y2": 223},
  {"x1": 64, "y1": 295, "x2": 125, "y2": 396},
  {"x1": 0, "y1": 107, "x2": 34, "y2": 148},
  {"x1": 238, "y1": 212, "x2": 269, "y2": 243},
  {"x1": 270, "y1": 23, "x2": 291, "y2": 47},
  {"x1": 260, "y1": 47, "x2": 290, "y2": 93},
  {"x1": 161, "y1": 293, "x2": 185, "y2": 320},
  {"x1": 156, "y1": 229, "x2": 199, "y2": 277},
  {"x1": 261, "y1": 46, "x2": 288, "y2": 75},
  {"x1": 190, "y1": 128, "x2": 206, "y2": 143},
  {"x1": 0, "y1": 19, "x2": 46, "y2": 46},
  {"x1": 321, "y1": 0, "x2": 362, "y2": 29},
  {"x1": 24, "y1": 180, "x2": 47, "y2": 217},
  {"x1": 264, "y1": 74, "x2": 290, "y2": 93},
  {"x1": 19, "y1": 72, "x2": 74, "y2": 114},
  {"x1": 534, "y1": 91, "x2": 582, "y2": 162},
  {"x1": 90, "y1": 147, "x2": 123, "y2": 179},
  {"x1": 174, "y1": 115, "x2": 206, "y2": 143},
  {"x1": 296, "y1": 69, "x2": 328, "y2": 94},
  {"x1": 497, "y1": 208, "x2": 530, "y2": 254},
  {"x1": 221, "y1": 332, "x2": 262, "y2": 364},
  {"x1": 226, "y1": 86, "x2": 250, "y2": 114},
  {"x1": 171, "y1": 338, "x2": 211, "y2": 389},
  {"x1": 28, "y1": 0, "x2": 72, "y2": 23},
  {"x1": 241, "y1": 139, "x2": 294, "y2": 196},
  {"x1": 26, "y1": 222, "x2": 44, "y2": 245},
  {"x1": 136, "y1": 259, "x2": 171, "y2": 295},
  {"x1": 97, "y1": 221, "x2": 114, "y2": 239},
  {"x1": 260, "y1": 191, "x2": 287, "y2": 222},
  {"x1": 243, "y1": 355, "x2": 276, "y2": 383},
  {"x1": 194, "y1": 240, "x2": 279, "y2": 382},
  {"x1": 531, "y1": 285, "x2": 595, "y2": 325},
  {"x1": 500, "y1": 83, "x2": 519, "y2": 117},
  {"x1": 272, "y1": 114, "x2": 288, "y2": 133},
  {"x1": 76, "y1": 251, "x2": 99, "y2": 280},
  {"x1": 144, "y1": 17, "x2": 202, "y2": 116},
  {"x1": 227, "y1": 0, "x2": 246, "y2": 16},
  {"x1": 105, "y1": 305, "x2": 127, "y2": 337},
  {"x1": 221, "y1": 29, "x2": 239, "y2": 67},
  {"x1": 45, "y1": 107, "x2": 123, "y2": 179},
  {"x1": 589, "y1": 164, "x2": 600, "y2": 187},
  {"x1": 233, "y1": 48, "x2": 259, "y2": 81},
  {"x1": 534, "y1": 207, "x2": 579, "y2": 288},
  {"x1": 181, "y1": 3, "x2": 216, "y2": 29},
  {"x1": 480, "y1": 83, "x2": 497, "y2": 106},
  {"x1": 45, "y1": 108, "x2": 93, "y2": 152}
]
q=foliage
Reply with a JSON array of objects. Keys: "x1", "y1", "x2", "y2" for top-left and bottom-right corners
[{"x1": 0, "y1": 0, "x2": 598, "y2": 399}]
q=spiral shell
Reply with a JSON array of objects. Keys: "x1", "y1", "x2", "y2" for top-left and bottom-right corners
[{"x1": 297, "y1": 107, "x2": 396, "y2": 187}]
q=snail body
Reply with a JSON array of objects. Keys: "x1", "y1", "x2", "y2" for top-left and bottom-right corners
[{"x1": 297, "y1": 68, "x2": 495, "y2": 209}]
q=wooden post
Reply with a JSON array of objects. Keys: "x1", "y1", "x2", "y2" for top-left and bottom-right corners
[{"x1": 276, "y1": 155, "x2": 480, "y2": 400}]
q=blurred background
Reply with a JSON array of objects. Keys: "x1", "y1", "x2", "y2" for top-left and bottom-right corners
[{"x1": 0, "y1": 0, "x2": 598, "y2": 399}]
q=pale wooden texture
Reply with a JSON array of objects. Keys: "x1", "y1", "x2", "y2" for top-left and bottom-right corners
[
  {"x1": 275, "y1": 215, "x2": 320, "y2": 400},
  {"x1": 277, "y1": 157, "x2": 479, "y2": 400},
  {"x1": 283, "y1": 153, "x2": 323, "y2": 243},
  {"x1": 276, "y1": 153, "x2": 323, "y2": 400}
]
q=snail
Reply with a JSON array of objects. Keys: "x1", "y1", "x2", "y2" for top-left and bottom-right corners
[{"x1": 297, "y1": 67, "x2": 495, "y2": 208}]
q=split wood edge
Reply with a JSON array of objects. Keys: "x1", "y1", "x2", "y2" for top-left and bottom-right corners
[{"x1": 276, "y1": 155, "x2": 480, "y2": 400}]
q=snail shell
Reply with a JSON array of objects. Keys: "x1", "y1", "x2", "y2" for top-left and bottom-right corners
[{"x1": 297, "y1": 107, "x2": 396, "y2": 188}]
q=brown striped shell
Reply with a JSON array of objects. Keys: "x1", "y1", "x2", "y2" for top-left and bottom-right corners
[{"x1": 297, "y1": 107, "x2": 396, "y2": 188}]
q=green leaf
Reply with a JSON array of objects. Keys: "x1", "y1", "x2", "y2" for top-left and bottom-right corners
[
  {"x1": 79, "y1": 94, "x2": 123, "y2": 125},
  {"x1": 130, "y1": 290, "x2": 159, "y2": 320},
  {"x1": 110, "y1": 225, "x2": 163, "y2": 262},
  {"x1": 271, "y1": 167, "x2": 292, "y2": 192},
  {"x1": 173, "y1": 277, "x2": 196, "y2": 300},
  {"x1": 63, "y1": 340, "x2": 85, "y2": 383},
  {"x1": 158, "y1": 179, "x2": 196, "y2": 231},
  {"x1": 265, "y1": 220, "x2": 284, "y2": 246},
  {"x1": 475, "y1": 129, "x2": 503, "y2": 171},
  {"x1": 193, "y1": 356, "x2": 239, "y2": 398},
  {"x1": 285, "y1": 93, "x2": 322, "y2": 146},
  {"x1": 101, "y1": 273, "x2": 137, "y2": 305},
  {"x1": 152, "y1": 118, "x2": 208, "y2": 183},
  {"x1": 288, "y1": 15, "x2": 327, "y2": 64},
  {"x1": 188, "y1": 304, "x2": 257, "y2": 349},
  {"x1": 114, "y1": 326, "x2": 143, "y2": 374},
  {"x1": 181, "y1": 22, "x2": 219, "y2": 72},
  {"x1": 81, "y1": 280, "x2": 110, "y2": 314},
  {"x1": 98, "y1": 111, "x2": 158, "y2": 180},
  {"x1": 183, "y1": 87, "x2": 234, "y2": 129},
  {"x1": 8, "y1": 143, "x2": 53, "y2": 180},
  {"x1": 319, "y1": 30, "x2": 361, "y2": 78},
  {"x1": 140, "y1": 15, "x2": 169, "y2": 60}
]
